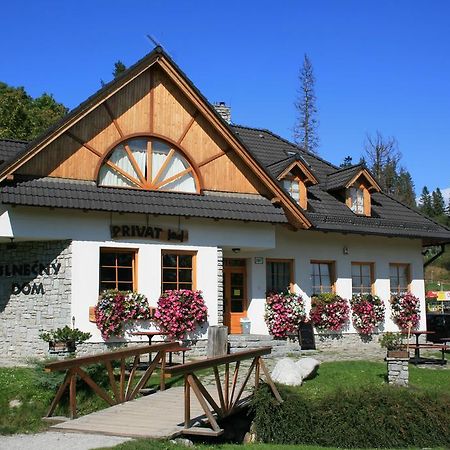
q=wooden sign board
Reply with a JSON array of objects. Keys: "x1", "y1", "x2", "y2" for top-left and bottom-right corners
[
  {"x1": 298, "y1": 322, "x2": 316, "y2": 350},
  {"x1": 111, "y1": 225, "x2": 188, "y2": 242}
]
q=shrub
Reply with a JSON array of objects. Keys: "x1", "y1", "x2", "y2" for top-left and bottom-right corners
[
  {"x1": 309, "y1": 293, "x2": 350, "y2": 332},
  {"x1": 154, "y1": 289, "x2": 207, "y2": 339},
  {"x1": 379, "y1": 331, "x2": 405, "y2": 351},
  {"x1": 39, "y1": 326, "x2": 91, "y2": 344},
  {"x1": 391, "y1": 292, "x2": 420, "y2": 330},
  {"x1": 350, "y1": 294, "x2": 385, "y2": 335},
  {"x1": 252, "y1": 384, "x2": 450, "y2": 448},
  {"x1": 95, "y1": 290, "x2": 153, "y2": 339},
  {"x1": 264, "y1": 292, "x2": 307, "y2": 338}
]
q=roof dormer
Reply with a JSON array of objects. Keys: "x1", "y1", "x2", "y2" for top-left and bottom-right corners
[
  {"x1": 326, "y1": 165, "x2": 380, "y2": 217},
  {"x1": 277, "y1": 159, "x2": 318, "y2": 209}
]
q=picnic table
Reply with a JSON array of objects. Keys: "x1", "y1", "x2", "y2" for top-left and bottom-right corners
[
  {"x1": 131, "y1": 331, "x2": 190, "y2": 365},
  {"x1": 403, "y1": 330, "x2": 447, "y2": 365}
]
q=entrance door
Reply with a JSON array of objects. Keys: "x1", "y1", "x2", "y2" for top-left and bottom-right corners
[{"x1": 224, "y1": 259, "x2": 247, "y2": 334}]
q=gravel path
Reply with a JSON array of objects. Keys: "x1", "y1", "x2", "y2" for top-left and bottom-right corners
[{"x1": 0, "y1": 431, "x2": 131, "y2": 450}]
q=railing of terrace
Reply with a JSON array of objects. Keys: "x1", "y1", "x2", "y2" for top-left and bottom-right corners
[
  {"x1": 164, "y1": 347, "x2": 282, "y2": 437},
  {"x1": 44, "y1": 342, "x2": 179, "y2": 419}
]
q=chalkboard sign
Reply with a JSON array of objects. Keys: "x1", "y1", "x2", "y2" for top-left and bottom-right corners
[{"x1": 299, "y1": 322, "x2": 316, "y2": 350}]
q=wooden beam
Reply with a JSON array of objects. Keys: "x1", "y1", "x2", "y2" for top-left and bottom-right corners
[
  {"x1": 105, "y1": 160, "x2": 144, "y2": 188},
  {"x1": 151, "y1": 148, "x2": 175, "y2": 186},
  {"x1": 105, "y1": 360, "x2": 120, "y2": 403},
  {"x1": 75, "y1": 367, "x2": 115, "y2": 406},
  {"x1": 66, "y1": 131, "x2": 103, "y2": 158},
  {"x1": 103, "y1": 102, "x2": 124, "y2": 138},
  {"x1": 213, "y1": 366, "x2": 226, "y2": 414},
  {"x1": 153, "y1": 167, "x2": 192, "y2": 190},
  {"x1": 177, "y1": 110, "x2": 198, "y2": 144},
  {"x1": 197, "y1": 151, "x2": 226, "y2": 168},
  {"x1": 149, "y1": 69, "x2": 154, "y2": 134},
  {"x1": 123, "y1": 142, "x2": 147, "y2": 185}
]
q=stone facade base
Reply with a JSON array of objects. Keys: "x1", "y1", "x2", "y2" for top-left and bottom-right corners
[{"x1": 386, "y1": 357, "x2": 409, "y2": 386}]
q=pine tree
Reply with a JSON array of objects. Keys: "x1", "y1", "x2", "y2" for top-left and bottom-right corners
[
  {"x1": 294, "y1": 54, "x2": 319, "y2": 154},
  {"x1": 431, "y1": 187, "x2": 445, "y2": 216},
  {"x1": 340, "y1": 156, "x2": 353, "y2": 168},
  {"x1": 419, "y1": 186, "x2": 433, "y2": 216},
  {"x1": 394, "y1": 169, "x2": 416, "y2": 208},
  {"x1": 113, "y1": 61, "x2": 127, "y2": 78}
]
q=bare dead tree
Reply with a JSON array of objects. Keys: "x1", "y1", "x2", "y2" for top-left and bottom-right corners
[{"x1": 364, "y1": 131, "x2": 401, "y2": 181}]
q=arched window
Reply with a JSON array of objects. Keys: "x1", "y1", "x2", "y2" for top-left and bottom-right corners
[{"x1": 98, "y1": 137, "x2": 199, "y2": 193}]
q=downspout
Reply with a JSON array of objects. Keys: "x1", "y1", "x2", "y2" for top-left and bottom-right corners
[{"x1": 423, "y1": 244, "x2": 446, "y2": 268}]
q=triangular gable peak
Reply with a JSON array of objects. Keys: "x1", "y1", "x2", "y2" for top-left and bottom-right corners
[
  {"x1": 277, "y1": 159, "x2": 318, "y2": 186},
  {"x1": 346, "y1": 168, "x2": 381, "y2": 192},
  {"x1": 0, "y1": 47, "x2": 311, "y2": 229}
]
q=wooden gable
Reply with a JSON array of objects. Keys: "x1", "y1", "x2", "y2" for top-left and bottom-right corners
[
  {"x1": 17, "y1": 66, "x2": 260, "y2": 194},
  {"x1": 4, "y1": 49, "x2": 310, "y2": 228}
]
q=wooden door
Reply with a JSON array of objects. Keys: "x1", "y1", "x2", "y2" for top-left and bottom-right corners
[{"x1": 224, "y1": 261, "x2": 247, "y2": 334}]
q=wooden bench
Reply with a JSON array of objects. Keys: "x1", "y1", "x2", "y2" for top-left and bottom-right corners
[{"x1": 405, "y1": 343, "x2": 448, "y2": 364}]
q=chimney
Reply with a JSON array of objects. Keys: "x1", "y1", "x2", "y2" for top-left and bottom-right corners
[{"x1": 213, "y1": 102, "x2": 231, "y2": 124}]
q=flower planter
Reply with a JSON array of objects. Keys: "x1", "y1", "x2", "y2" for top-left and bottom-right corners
[
  {"x1": 387, "y1": 349, "x2": 409, "y2": 358},
  {"x1": 49, "y1": 340, "x2": 76, "y2": 354}
]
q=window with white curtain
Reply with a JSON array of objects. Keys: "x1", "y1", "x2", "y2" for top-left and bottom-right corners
[
  {"x1": 98, "y1": 137, "x2": 198, "y2": 193},
  {"x1": 349, "y1": 187, "x2": 364, "y2": 214}
]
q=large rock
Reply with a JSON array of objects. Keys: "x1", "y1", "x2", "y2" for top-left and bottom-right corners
[
  {"x1": 271, "y1": 357, "x2": 320, "y2": 386},
  {"x1": 271, "y1": 358, "x2": 304, "y2": 386},
  {"x1": 295, "y1": 357, "x2": 320, "y2": 380}
]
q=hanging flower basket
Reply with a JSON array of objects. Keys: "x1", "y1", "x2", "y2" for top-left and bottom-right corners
[
  {"x1": 350, "y1": 293, "x2": 385, "y2": 335},
  {"x1": 264, "y1": 292, "x2": 307, "y2": 338},
  {"x1": 154, "y1": 290, "x2": 208, "y2": 340},
  {"x1": 390, "y1": 292, "x2": 420, "y2": 330},
  {"x1": 95, "y1": 290, "x2": 153, "y2": 340},
  {"x1": 309, "y1": 293, "x2": 350, "y2": 332}
]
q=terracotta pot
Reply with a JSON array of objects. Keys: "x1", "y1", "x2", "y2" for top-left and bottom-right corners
[{"x1": 387, "y1": 349, "x2": 409, "y2": 358}]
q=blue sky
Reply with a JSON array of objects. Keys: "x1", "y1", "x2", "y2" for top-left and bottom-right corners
[{"x1": 1, "y1": 0, "x2": 449, "y2": 198}]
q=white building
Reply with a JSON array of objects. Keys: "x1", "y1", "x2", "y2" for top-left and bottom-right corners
[{"x1": 0, "y1": 47, "x2": 448, "y2": 359}]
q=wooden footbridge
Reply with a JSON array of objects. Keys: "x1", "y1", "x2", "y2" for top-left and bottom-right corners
[{"x1": 44, "y1": 342, "x2": 281, "y2": 438}]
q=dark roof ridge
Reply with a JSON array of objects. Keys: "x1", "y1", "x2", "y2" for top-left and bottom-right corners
[
  {"x1": 232, "y1": 124, "x2": 338, "y2": 171},
  {"x1": 266, "y1": 154, "x2": 297, "y2": 168},
  {"x1": 327, "y1": 163, "x2": 364, "y2": 175},
  {"x1": 379, "y1": 191, "x2": 450, "y2": 234}
]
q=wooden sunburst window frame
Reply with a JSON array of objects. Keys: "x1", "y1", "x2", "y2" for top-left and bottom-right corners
[{"x1": 96, "y1": 134, "x2": 202, "y2": 193}]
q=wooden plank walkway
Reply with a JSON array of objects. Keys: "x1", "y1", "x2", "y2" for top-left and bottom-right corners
[{"x1": 51, "y1": 386, "x2": 251, "y2": 439}]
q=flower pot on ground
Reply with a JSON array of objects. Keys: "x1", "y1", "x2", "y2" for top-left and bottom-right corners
[
  {"x1": 309, "y1": 293, "x2": 350, "y2": 332},
  {"x1": 39, "y1": 326, "x2": 91, "y2": 354},
  {"x1": 264, "y1": 292, "x2": 307, "y2": 338}
]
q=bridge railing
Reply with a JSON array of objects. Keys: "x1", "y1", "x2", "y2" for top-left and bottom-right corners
[
  {"x1": 44, "y1": 342, "x2": 179, "y2": 419},
  {"x1": 164, "y1": 347, "x2": 282, "y2": 437}
]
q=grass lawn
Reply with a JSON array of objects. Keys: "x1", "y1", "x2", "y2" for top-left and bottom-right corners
[{"x1": 1, "y1": 360, "x2": 449, "y2": 449}]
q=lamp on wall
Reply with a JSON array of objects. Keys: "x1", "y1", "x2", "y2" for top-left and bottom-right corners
[
  {"x1": 232, "y1": 248, "x2": 241, "y2": 254},
  {"x1": 343, "y1": 246, "x2": 349, "y2": 255}
]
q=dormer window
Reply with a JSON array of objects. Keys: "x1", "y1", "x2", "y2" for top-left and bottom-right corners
[
  {"x1": 277, "y1": 159, "x2": 318, "y2": 210},
  {"x1": 283, "y1": 177, "x2": 300, "y2": 203},
  {"x1": 348, "y1": 186, "x2": 364, "y2": 215}
]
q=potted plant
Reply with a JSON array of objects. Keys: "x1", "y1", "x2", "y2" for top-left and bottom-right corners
[
  {"x1": 379, "y1": 332, "x2": 408, "y2": 358},
  {"x1": 350, "y1": 293, "x2": 385, "y2": 335},
  {"x1": 39, "y1": 326, "x2": 91, "y2": 353}
]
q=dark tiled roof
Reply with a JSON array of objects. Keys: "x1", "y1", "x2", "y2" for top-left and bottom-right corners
[
  {"x1": 0, "y1": 139, "x2": 28, "y2": 167},
  {"x1": 231, "y1": 125, "x2": 337, "y2": 182},
  {"x1": 305, "y1": 185, "x2": 449, "y2": 241},
  {"x1": 325, "y1": 164, "x2": 363, "y2": 191},
  {"x1": 0, "y1": 177, "x2": 287, "y2": 224}
]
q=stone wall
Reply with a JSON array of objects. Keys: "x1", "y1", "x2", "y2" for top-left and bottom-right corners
[
  {"x1": 386, "y1": 357, "x2": 409, "y2": 386},
  {"x1": 217, "y1": 247, "x2": 223, "y2": 325},
  {"x1": 0, "y1": 240, "x2": 72, "y2": 360}
]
